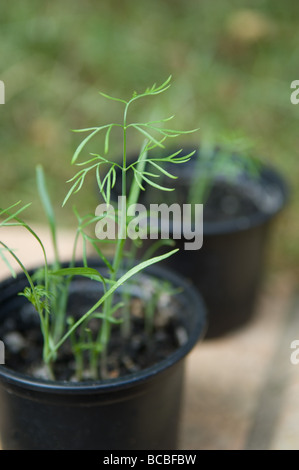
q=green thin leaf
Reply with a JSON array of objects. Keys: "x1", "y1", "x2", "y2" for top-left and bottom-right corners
[
  {"x1": 132, "y1": 168, "x2": 145, "y2": 191},
  {"x1": 71, "y1": 127, "x2": 99, "y2": 133},
  {"x1": 142, "y1": 124, "x2": 180, "y2": 138},
  {"x1": 63, "y1": 174, "x2": 86, "y2": 206},
  {"x1": 148, "y1": 160, "x2": 178, "y2": 179},
  {"x1": 111, "y1": 166, "x2": 116, "y2": 188},
  {"x1": 146, "y1": 115, "x2": 175, "y2": 125},
  {"x1": 127, "y1": 142, "x2": 148, "y2": 206},
  {"x1": 76, "y1": 155, "x2": 109, "y2": 166},
  {"x1": 63, "y1": 182, "x2": 79, "y2": 207},
  {"x1": 91, "y1": 312, "x2": 123, "y2": 324},
  {"x1": 96, "y1": 165, "x2": 103, "y2": 193},
  {"x1": 132, "y1": 125, "x2": 165, "y2": 148},
  {"x1": 36, "y1": 165, "x2": 59, "y2": 265},
  {"x1": 127, "y1": 77, "x2": 172, "y2": 105},
  {"x1": 104, "y1": 125, "x2": 113, "y2": 154},
  {"x1": 156, "y1": 149, "x2": 196, "y2": 163},
  {"x1": 141, "y1": 174, "x2": 175, "y2": 192},
  {"x1": 99, "y1": 92, "x2": 127, "y2": 104},
  {"x1": 51, "y1": 267, "x2": 107, "y2": 284},
  {"x1": 145, "y1": 124, "x2": 199, "y2": 136},
  {"x1": 66, "y1": 168, "x2": 86, "y2": 183},
  {"x1": 0, "y1": 202, "x2": 32, "y2": 226},
  {"x1": 72, "y1": 127, "x2": 103, "y2": 164},
  {"x1": 133, "y1": 169, "x2": 159, "y2": 178}
]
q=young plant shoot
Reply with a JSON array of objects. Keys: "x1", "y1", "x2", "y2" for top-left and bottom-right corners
[{"x1": 0, "y1": 76, "x2": 198, "y2": 381}]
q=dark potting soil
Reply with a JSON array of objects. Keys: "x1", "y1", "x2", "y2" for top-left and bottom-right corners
[
  {"x1": 0, "y1": 277, "x2": 186, "y2": 383},
  {"x1": 203, "y1": 180, "x2": 259, "y2": 222},
  {"x1": 202, "y1": 176, "x2": 283, "y2": 223}
]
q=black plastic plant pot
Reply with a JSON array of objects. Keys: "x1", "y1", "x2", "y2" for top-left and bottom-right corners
[
  {"x1": 112, "y1": 147, "x2": 288, "y2": 339},
  {"x1": 145, "y1": 218, "x2": 274, "y2": 338},
  {"x1": 171, "y1": 167, "x2": 287, "y2": 339},
  {"x1": 0, "y1": 262, "x2": 206, "y2": 450}
]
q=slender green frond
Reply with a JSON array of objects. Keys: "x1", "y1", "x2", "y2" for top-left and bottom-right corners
[
  {"x1": 75, "y1": 156, "x2": 106, "y2": 166},
  {"x1": 146, "y1": 115, "x2": 175, "y2": 125},
  {"x1": 141, "y1": 174, "x2": 175, "y2": 192},
  {"x1": 133, "y1": 169, "x2": 159, "y2": 178},
  {"x1": 36, "y1": 165, "x2": 59, "y2": 266},
  {"x1": 99, "y1": 92, "x2": 127, "y2": 104},
  {"x1": 132, "y1": 168, "x2": 145, "y2": 191},
  {"x1": 51, "y1": 267, "x2": 107, "y2": 285},
  {"x1": 71, "y1": 127, "x2": 100, "y2": 133},
  {"x1": 104, "y1": 125, "x2": 113, "y2": 154},
  {"x1": 63, "y1": 179, "x2": 82, "y2": 206},
  {"x1": 0, "y1": 202, "x2": 32, "y2": 226},
  {"x1": 148, "y1": 160, "x2": 178, "y2": 179},
  {"x1": 72, "y1": 127, "x2": 103, "y2": 164},
  {"x1": 132, "y1": 125, "x2": 165, "y2": 148}
]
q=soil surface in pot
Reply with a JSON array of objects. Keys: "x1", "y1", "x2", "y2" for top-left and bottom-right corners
[
  {"x1": 202, "y1": 181, "x2": 261, "y2": 222},
  {"x1": 0, "y1": 276, "x2": 187, "y2": 382},
  {"x1": 201, "y1": 176, "x2": 283, "y2": 223}
]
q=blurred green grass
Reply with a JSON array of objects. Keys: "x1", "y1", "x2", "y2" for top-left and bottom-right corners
[{"x1": 0, "y1": 0, "x2": 298, "y2": 274}]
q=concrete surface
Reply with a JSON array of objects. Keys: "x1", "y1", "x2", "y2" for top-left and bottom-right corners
[
  {"x1": 0, "y1": 225, "x2": 298, "y2": 450},
  {"x1": 179, "y1": 272, "x2": 299, "y2": 450}
]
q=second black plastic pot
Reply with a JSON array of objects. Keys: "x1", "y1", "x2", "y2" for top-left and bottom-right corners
[
  {"x1": 112, "y1": 147, "x2": 288, "y2": 338},
  {"x1": 143, "y1": 219, "x2": 272, "y2": 338}
]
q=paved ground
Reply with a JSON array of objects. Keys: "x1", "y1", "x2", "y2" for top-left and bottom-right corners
[
  {"x1": 180, "y1": 271, "x2": 299, "y2": 450},
  {"x1": 0, "y1": 225, "x2": 298, "y2": 450}
]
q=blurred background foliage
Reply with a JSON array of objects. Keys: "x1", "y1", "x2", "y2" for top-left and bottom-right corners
[{"x1": 0, "y1": 0, "x2": 298, "y2": 273}]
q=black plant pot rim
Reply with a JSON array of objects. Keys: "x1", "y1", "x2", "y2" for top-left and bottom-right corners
[
  {"x1": 113, "y1": 154, "x2": 289, "y2": 237},
  {"x1": 0, "y1": 261, "x2": 206, "y2": 395},
  {"x1": 203, "y1": 169, "x2": 288, "y2": 236},
  {"x1": 202, "y1": 165, "x2": 288, "y2": 237}
]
